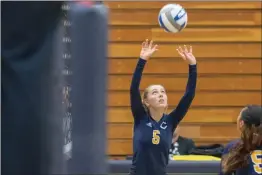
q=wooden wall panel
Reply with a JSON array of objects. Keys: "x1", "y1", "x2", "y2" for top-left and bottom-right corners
[
  {"x1": 109, "y1": 10, "x2": 261, "y2": 26},
  {"x1": 105, "y1": 2, "x2": 262, "y2": 10},
  {"x1": 108, "y1": 75, "x2": 262, "y2": 91},
  {"x1": 109, "y1": 43, "x2": 261, "y2": 58},
  {"x1": 110, "y1": 28, "x2": 261, "y2": 42},
  {"x1": 107, "y1": 107, "x2": 241, "y2": 123},
  {"x1": 108, "y1": 59, "x2": 261, "y2": 74},
  {"x1": 108, "y1": 91, "x2": 261, "y2": 107}
]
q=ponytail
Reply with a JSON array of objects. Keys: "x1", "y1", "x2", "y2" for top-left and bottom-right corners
[
  {"x1": 222, "y1": 124, "x2": 262, "y2": 173},
  {"x1": 222, "y1": 141, "x2": 249, "y2": 173}
]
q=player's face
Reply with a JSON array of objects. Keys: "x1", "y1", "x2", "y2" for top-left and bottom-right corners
[
  {"x1": 145, "y1": 85, "x2": 168, "y2": 110},
  {"x1": 237, "y1": 108, "x2": 245, "y2": 132}
]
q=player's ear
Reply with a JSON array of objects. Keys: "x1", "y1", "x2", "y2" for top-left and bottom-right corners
[
  {"x1": 143, "y1": 99, "x2": 150, "y2": 107},
  {"x1": 239, "y1": 120, "x2": 245, "y2": 129}
]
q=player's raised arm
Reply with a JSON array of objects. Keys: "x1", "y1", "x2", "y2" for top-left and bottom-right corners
[
  {"x1": 130, "y1": 39, "x2": 158, "y2": 119},
  {"x1": 168, "y1": 45, "x2": 197, "y2": 128}
]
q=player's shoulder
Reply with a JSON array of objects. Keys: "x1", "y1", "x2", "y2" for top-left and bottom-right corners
[
  {"x1": 225, "y1": 139, "x2": 240, "y2": 147},
  {"x1": 226, "y1": 139, "x2": 240, "y2": 147},
  {"x1": 133, "y1": 115, "x2": 150, "y2": 126},
  {"x1": 223, "y1": 139, "x2": 241, "y2": 154},
  {"x1": 256, "y1": 145, "x2": 262, "y2": 150},
  {"x1": 250, "y1": 146, "x2": 262, "y2": 156},
  {"x1": 162, "y1": 114, "x2": 172, "y2": 122}
]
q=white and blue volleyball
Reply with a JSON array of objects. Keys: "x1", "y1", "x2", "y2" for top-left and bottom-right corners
[{"x1": 158, "y1": 4, "x2": 188, "y2": 33}]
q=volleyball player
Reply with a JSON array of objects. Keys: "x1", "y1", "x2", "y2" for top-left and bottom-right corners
[
  {"x1": 220, "y1": 105, "x2": 262, "y2": 175},
  {"x1": 129, "y1": 39, "x2": 197, "y2": 175}
]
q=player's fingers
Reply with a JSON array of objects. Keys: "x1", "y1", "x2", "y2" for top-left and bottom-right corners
[
  {"x1": 153, "y1": 44, "x2": 158, "y2": 50},
  {"x1": 176, "y1": 49, "x2": 186, "y2": 59},
  {"x1": 142, "y1": 42, "x2": 146, "y2": 48},
  {"x1": 183, "y1": 52, "x2": 189, "y2": 58},
  {"x1": 189, "y1": 45, "x2": 193, "y2": 53},
  {"x1": 149, "y1": 40, "x2": 153, "y2": 49},
  {"x1": 145, "y1": 39, "x2": 149, "y2": 48},
  {"x1": 184, "y1": 45, "x2": 188, "y2": 53},
  {"x1": 178, "y1": 46, "x2": 184, "y2": 53}
]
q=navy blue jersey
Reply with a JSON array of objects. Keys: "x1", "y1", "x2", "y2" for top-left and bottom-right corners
[
  {"x1": 1, "y1": 2, "x2": 63, "y2": 58},
  {"x1": 129, "y1": 58, "x2": 197, "y2": 175},
  {"x1": 220, "y1": 139, "x2": 262, "y2": 175},
  {"x1": 1, "y1": 2, "x2": 63, "y2": 175}
]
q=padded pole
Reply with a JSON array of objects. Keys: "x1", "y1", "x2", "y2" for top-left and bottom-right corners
[{"x1": 69, "y1": 3, "x2": 108, "y2": 174}]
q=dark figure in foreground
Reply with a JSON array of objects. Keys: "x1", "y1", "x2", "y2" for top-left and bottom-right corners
[
  {"x1": 2, "y1": 2, "x2": 64, "y2": 175},
  {"x1": 220, "y1": 105, "x2": 262, "y2": 175},
  {"x1": 129, "y1": 39, "x2": 197, "y2": 175}
]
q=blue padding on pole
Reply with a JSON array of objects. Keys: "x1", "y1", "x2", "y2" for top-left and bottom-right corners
[
  {"x1": 69, "y1": 3, "x2": 108, "y2": 174},
  {"x1": 108, "y1": 160, "x2": 220, "y2": 173}
]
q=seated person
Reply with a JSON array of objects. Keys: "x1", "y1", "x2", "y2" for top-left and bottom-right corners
[{"x1": 169, "y1": 125, "x2": 195, "y2": 159}]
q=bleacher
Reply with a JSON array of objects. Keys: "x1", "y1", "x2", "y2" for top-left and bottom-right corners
[{"x1": 105, "y1": 1, "x2": 262, "y2": 159}]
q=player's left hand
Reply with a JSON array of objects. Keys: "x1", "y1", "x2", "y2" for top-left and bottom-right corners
[{"x1": 176, "y1": 45, "x2": 196, "y2": 65}]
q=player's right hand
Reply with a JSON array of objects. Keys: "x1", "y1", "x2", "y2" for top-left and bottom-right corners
[{"x1": 140, "y1": 39, "x2": 158, "y2": 60}]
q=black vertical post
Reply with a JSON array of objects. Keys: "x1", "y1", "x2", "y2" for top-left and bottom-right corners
[{"x1": 69, "y1": 3, "x2": 109, "y2": 174}]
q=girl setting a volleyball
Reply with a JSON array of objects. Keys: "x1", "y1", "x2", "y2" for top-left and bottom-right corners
[
  {"x1": 127, "y1": 3, "x2": 196, "y2": 175},
  {"x1": 129, "y1": 39, "x2": 197, "y2": 175}
]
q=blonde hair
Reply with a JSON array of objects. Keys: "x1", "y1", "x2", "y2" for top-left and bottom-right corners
[{"x1": 142, "y1": 87, "x2": 150, "y2": 114}]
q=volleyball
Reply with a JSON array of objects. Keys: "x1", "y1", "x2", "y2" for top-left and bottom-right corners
[{"x1": 158, "y1": 4, "x2": 188, "y2": 33}]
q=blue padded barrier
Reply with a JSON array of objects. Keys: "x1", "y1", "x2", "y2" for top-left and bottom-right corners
[
  {"x1": 68, "y1": 2, "x2": 109, "y2": 174},
  {"x1": 108, "y1": 160, "x2": 220, "y2": 174}
]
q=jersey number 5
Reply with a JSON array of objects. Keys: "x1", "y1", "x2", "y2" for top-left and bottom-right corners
[
  {"x1": 251, "y1": 150, "x2": 262, "y2": 174},
  {"x1": 152, "y1": 130, "x2": 160, "y2": 145}
]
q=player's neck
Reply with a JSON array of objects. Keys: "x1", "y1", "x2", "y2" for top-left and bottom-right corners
[{"x1": 149, "y1": 108, "x2": 165, "y2": 122}]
